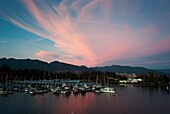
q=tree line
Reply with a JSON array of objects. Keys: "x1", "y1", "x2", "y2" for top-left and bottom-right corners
[
  {"x1": 0, "y1": 64, "x2": 118, "y2": 83},
  {"x1": 0, "y1": 64, "x2": 169, "y2": 86}
]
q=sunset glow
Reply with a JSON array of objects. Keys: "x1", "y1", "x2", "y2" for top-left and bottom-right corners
[{"x1": 0, "y1": 0, "x2": 170, "y2": 68}]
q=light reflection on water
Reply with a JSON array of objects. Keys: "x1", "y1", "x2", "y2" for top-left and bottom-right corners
[{"x1": 0, "y1": 85, "x2": 169, "y2": 114}]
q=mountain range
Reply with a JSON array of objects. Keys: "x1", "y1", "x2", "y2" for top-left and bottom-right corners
[
  {"x1": 0, "y1": 58, "x2": 89, "y2": 72},
  {"x1": 0, "y1": 58, "x2": 169, "y2": 75}
]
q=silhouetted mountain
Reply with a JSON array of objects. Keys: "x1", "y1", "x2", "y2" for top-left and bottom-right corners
[
  {"x1": 92, "y1": 65, "x2": 170, "y2": 75},
  {"x1": 0, "y1": 58, "x2": 90, "y2": 72},
  {"x1": 49, "y1": 61, "x2": 90, "y2": 72},
  {"x1": 0, "y1": 58, "x2": 169, "y2": 75},
  {"x1": 92, "y1": 65, "x2": 153, "y2": 74}
]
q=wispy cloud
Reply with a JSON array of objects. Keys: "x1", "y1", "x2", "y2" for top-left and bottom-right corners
[
  {"x1": 0, "y1": 0, "x2": 170, "y2": 67},
  {"x1": 35, "y1": 38, "x2": 44, "y2": 42},
  {"x1": 25, "y1": 37, "x2": 44, "y2": 44},
  {"x1": 34, "y1": 50, "x2": 59, "y2": 62}
]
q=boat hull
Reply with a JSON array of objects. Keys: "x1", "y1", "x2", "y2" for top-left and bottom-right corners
[
  {"x1": 100, "y1": 87, "x2": 116, "y2": 93},
  {"x1": 0, "y1": 90, "x2": 8, "y2": 95}
]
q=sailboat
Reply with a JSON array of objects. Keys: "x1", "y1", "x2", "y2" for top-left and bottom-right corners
[
  {"x1": 0, "y1": 84, "x2": 8, "y2": 95},
  {"x1": 0, "y1": 75, "x2": 13, "y2": 95},
  {"x1": 100, "y1": 74, "x2": 117, "y2": 94},
  {"x1": 100, "y1": 86, "x2": 117, "y2": 93},
  {"x1": 92, "y1": 74, "x2": 102, "y2": 93}
]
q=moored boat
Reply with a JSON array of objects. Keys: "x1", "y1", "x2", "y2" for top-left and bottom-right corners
[
  {"x1": 100, "y1": 87, "x2": 116, "y2": 93},
  {"x1": 0, "y1": 89, "x2": 8, "y2": 95},
  {"x1": 53, "y1": 86, "x2": 61, "y2": 94},
  {"x1": 92, "y1": 84, "x2": 102, "y2": 93},
  {"x1": 29, "y1": 88, "x2": 48, "y2": 95},
  {"x1": 61, "y1": 86, "x2": 71, "y2": 95},
  {"x1": 0, "y1": 84, "x2": 8, "y2": 95},
  {"x1": 72, "y1": 84, "x2": 79, "y2": 94},
  {"x1": 80, "y1": 87, "x2": 86, "y2": 95},
  {"x1": 84, "y1": 84, "x2": 92, "y2": 92}
]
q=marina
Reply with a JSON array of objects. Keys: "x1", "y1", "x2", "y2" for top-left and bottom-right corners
[
  {"x1": 0, "y1": 79, "x2": 117, "y2": 96},
  {"x1": 0, "y1": 84, "x2": 169, "y2": 114}
]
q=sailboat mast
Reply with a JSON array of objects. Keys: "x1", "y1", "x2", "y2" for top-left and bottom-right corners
[
  {"x1": 96, "y1": 73, "x2": 98, "y2": 84},
  {"x1": 103, "y1": 72, "x2": 105, "y2": 86},
  {"x1": 6, "y1": 74, "x2": 8, "y2": 89}
]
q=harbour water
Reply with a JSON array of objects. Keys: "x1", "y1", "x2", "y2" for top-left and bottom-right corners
[{"x1": 0, "y1": 85, "x2": 170, "y2": 114}]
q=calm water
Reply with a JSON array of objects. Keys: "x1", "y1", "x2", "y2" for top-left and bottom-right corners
[{"x1": 0, "y1": 85, "x2": 170, "y2": 114}]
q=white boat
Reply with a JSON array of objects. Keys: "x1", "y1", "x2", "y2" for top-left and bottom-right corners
[
  {"x1": 100, "y1": 87, "x2": 116, "y2": 93},
  {"x1": 84, "y1": 84, "x2": 92, "y2": 91},
  {"x1": 53, "y1": 86, "x2": 61, "y2": 94},
  {"x1": 24, "y1": 88, "x2": 30, "y2": 92},
  {"x1": 61, "y1": 89, "x2": 71, "y2": 94},
  {"x1": 95, "y1": 90, "x2": 101, "y2": 93},
  {"x1": 92, "y1": 84, "x2": 102, "y2": 92},
  {"x1": 61, "y1": 86, "x2": 71, "y2": 94},
  {"x1": 0, "y1": 84, "x2": 8, "y2": 95},
  {"x1": 0, "y1": 90, "x2": 8, "y2": 95},
  {"x1": 73, "y1": 88, "x2": 79, "y2": 94},
  {"x1": 0, "y1": 89, "x2": 8, "y2": 95},
  {"x1": 73, "y1": 85, "x2": 79, "y2": 94},
  {"x1": 29, "y1": 88, "x2": 48, "y2": 95}
]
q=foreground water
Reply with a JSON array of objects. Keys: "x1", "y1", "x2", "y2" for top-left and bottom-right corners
[{"x1": 0, "y1": 85, "x2": 170, "y2": 114}]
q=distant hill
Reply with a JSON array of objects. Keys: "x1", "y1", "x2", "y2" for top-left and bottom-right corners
[
  {"x1": 92, "y1": 65, "x2": 170, "y2": 75},
  {"x1": 92, "y1": 65, "x2": 152, "y2": 74},
  {"x1": 0, "y1": 58, "x2": 90, "y2": 72},
  {"x1": 0, "y1": 58, "x2": 169, "y2": 75},
  {"x1": 154, "y1": 69, "x2": 170, "y2": 75}
]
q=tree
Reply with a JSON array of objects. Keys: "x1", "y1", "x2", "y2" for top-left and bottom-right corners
[
  {"x1": 159, "y1": 75, "x2": 169, "y2": 85},
  {"x1": 0, "y1": 64, "x2": 12, "y2": 82},
  {"x1": 146, "y1": 71, "x2": 154, "y2": 82}
]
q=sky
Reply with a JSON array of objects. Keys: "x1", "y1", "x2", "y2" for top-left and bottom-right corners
[{"x1": 0, "y1": 0, "x2": 170, "y2": 69}]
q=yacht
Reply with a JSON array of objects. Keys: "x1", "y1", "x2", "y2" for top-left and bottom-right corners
[
  {"x1": 61, "y1": 86, "x2": 71, "y2": 94},
  {"x1": 73, "y1": 85, "x2": 79, "y2": 94},
  {"x1": 92, "y1": 84, "x2": 102, "y2": 92},
  {"x1": 100, "y1": 87, "x2": 116, "y2": 93},
  {"x1": 53, "y1": 86, "x2": 61, "y2": 94},
  {"x1": 0, "y1": 84, "x2": 8, "y2": 95},
  {"x1": 0, "y1": 89, "x2": 8, "y2": 95},
  {"x1": 29, "y1": 88, "x2": 48, "y2": 95}
]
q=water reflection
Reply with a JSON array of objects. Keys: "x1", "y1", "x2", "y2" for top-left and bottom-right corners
[
  {"x1": 51, "y1": 92, "x2": 95, "y2": 114},
  {"x1": 33, "y1": 93, "x2": 54, "y2": 114},
  {"x1": 1, "y1": 86, "x2": 170, "y2": 114},
  {"x1": 136, "y1": 85, "x2": 169, "y2": 95},
  {"x1": 160, "y1": 86, "x2": 169, "y2": 95},
  {"x1": 97, "y1": 92, "x2": 117, "y2": 97}
]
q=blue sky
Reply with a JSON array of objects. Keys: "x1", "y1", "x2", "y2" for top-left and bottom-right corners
[{"x1": 0, "y1": 0, "x2": 170, "y2": 69}]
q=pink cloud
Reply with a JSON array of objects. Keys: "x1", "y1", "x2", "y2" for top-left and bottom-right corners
[
  {"x1": 22, "y1": 0, "x2": 95, "y2": 66},
  {"x1": 77, "y1": 0, "x2": 112, "y2": 23},
  {"x1": 34, "y1": 50, "x2": 59, "y2": 62},
  {"x1": 1, "y1": 0, "x2": 169, "y2": 67},
  {"x1": 149, "y1": 36, "x2": 170, "y2": 53}
]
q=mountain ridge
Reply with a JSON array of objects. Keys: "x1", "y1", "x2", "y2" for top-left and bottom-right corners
[
  {"x1": 0, "y1": 58, "x2": 169, "y2": 75},
  {"x1": 0, "y1": 58, "x2": 90, "y2": 72}
]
